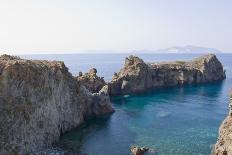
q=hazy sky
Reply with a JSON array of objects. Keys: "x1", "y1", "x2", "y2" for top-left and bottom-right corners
[{"x1": 0, "y1": 0, "x2": 232, "y2": 54}]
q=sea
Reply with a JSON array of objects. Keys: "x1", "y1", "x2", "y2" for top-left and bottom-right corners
[{"x1": 21, "y1": 53, "x2": 232, "y2": 155}]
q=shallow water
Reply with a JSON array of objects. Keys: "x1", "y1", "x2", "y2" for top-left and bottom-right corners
[{"x1": 22, "y1": 53, "x2": 232, "y2": 155}]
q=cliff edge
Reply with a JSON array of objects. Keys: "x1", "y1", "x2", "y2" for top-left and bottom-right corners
[
  {"x1": 108, "y1": 54, "x2": 226, "y2": 95},
  {"x1": 0, "y1": 55, "x2": 114, "y2": 154}
]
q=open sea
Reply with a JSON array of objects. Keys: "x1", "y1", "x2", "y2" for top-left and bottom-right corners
[{"x1": 22, "y1": 53, "x2": 232, "y2": 155}]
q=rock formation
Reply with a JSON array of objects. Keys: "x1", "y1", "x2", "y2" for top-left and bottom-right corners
[
  {"x1": 214, "y1": 92, "x2": 232, "y2": 155},
  {"x1": 130, "y1": 146, "x2": 149, "y2": 155},
  {"x1": 130, "y1": 146, "x2": 156, "y2": 155},
  {"x1": 108, "y1": 54, "x2": 226, "y2": 95},
  {"x1": 0, "y1": 55, "x2": 114, "y2": 155},
  {"x1": 77, "y1": 68, "x2": 106, "y2": 93}
]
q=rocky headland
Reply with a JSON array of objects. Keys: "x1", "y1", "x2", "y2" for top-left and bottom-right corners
[
  {"x1": 108, "y1": 54, "x2": 226, "y2": 95},
  {"x1": 214, "y1": 92, "x2": 232, "y2": 155},
  {"x1": 0, "y1": 55, "x2": 114, "y2": 154}
]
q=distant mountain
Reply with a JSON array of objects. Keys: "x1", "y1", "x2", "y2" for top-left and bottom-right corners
[{"x1": 154, "y1": 45, "x2": 222, "y2": 54}]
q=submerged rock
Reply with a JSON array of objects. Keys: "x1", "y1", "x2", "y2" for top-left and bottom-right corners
[
  {"x1": 130, "y1": 146, "x2": 149, "y2": 155},
  {"x1": 0, "y1": 55, "x2": 114, "y2": 154},
  {"x1": 214, "y1": 91, "x2": 232, "y2": 155},
  {"x1": 108, "y1": 54, "x2": 226, "y2": 95},
  {"x1": 130, "y1": 146, "x2": 157, "y2": 155}
]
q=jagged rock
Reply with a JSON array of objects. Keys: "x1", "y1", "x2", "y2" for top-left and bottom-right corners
[
  {"x1": 0, "y1": 54, "x2": 21, "y2": 60},
  {"x1": 214, "y1": 91, "x2": 232, "y2": 155},
  {"x1": 108, "y1": 54, "x2": 226, "y2": 95},
  {"x1": 79, "y1": 85, "x2": 115, "y2": 117},
  {"x1": 77, "y1": 68, "x2": 106, "y2": 93},
  {"x1": 89, "y1": 68, "x2": 97, "y2": 75},
  {"x1": 79, "y1": 71, "x2": 83, "y2": 77},
  {"x1": 0, "y1": 55, "x2": 114, "y2": 155},
  {"x1": 130, "y1": 146, "x2": 149, "y2": 155}
]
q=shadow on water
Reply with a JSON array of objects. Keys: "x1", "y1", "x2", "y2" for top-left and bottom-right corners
[{"x1": 57, "y1": 115, "x2": 113, "y2": 154}]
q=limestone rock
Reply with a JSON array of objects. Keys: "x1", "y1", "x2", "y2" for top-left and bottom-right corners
[
  {"x1": 79, "y1": 85, "x2": 115, "y2": 117},
  {"x1": 214, "y1": 91, "x2": 232, "y2": 155},
  {"x1": 108, "y1": 54, "x2": 226, "y2": 95},
  {"x1": 77, "y1": 68, "x2": 106, "y2": 93},
  {"x1": 0, "y1": 55, "x2": 114, "y2": 154}
]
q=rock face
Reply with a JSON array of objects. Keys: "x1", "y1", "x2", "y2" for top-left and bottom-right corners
[
  {"x1": 0, "y1": 55, "x2": 114, "y2": 155},
  {"x1": 214, "y1": 92, "x2": 232, "y2": 155},
  {"x1": 108, "y1": 54, "x2": 226, "y2": 95},
  {"x1": 77, "y1": 68, "x2": 106, "y2": 93}
]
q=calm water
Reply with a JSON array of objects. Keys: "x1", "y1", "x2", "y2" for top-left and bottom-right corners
[{"x1": 22, "y1": 53, "x2": 232, "y2": 155}]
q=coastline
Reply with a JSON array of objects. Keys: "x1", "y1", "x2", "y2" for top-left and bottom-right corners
[{"x1": 0, "y1": 54, "x2": 227, "y2": 154}]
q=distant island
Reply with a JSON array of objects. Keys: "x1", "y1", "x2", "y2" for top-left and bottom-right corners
[
  {"x1": 154, "y1": 45, "x2": 222, "y2": 54},
  {"x1": 133, "y1": 45, "x2": 222, "y2": 54}
]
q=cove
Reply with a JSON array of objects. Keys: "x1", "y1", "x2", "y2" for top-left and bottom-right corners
[{"x1": 58, "y1": 80, "x2": 230, "y2": 155}]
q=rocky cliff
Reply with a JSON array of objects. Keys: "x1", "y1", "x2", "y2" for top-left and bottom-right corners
[
  {"x1": 108, "y1": 54, "x2": 226, "y2": 95},
  {"x1": 0, "y1": 55, "x2": 114, "y2": 155},
  {"x1": 214, "y1": 92, "x2": 232, "y2": 155}
]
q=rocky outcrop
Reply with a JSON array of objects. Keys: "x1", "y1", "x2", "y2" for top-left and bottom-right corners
[
  {"x1": 77, "y1": 68, "x2": 106, "y2": 93},
  {"x1": 130, "y1": 146, "x2": 156, "y2": 155},
  {"x1": 130, "y1": 146, "x2": 149, "y2": 155},
  {"x1": 0, "y1": 55, "x2": 114, "y2": 155},
  {"x1": 214, "y1": 92, "x2": 232, "y2": 155},
  {"x1": 108, "y1": 54, "x2": 226, "y2": 95}
]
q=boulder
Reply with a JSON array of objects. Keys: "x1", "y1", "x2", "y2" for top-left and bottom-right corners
[{"x1": 130, "y1": 146, "x2": 149, "y2": 155}]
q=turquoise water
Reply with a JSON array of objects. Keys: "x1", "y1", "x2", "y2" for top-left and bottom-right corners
[{"x1": 22, "y1": 54, "x2": 232, "y2": 155}]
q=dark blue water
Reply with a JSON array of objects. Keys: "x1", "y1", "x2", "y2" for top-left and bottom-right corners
[{"x1": 21, "y1": 53, "x2": 232, "y2": 155}]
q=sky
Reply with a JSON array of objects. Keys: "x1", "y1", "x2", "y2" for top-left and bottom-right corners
[{"x1": 0, "y1": 0, "x2": 232, "y2": 54}]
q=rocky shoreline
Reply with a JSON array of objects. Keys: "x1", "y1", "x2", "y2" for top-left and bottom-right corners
[
  {"x1": 0, "y1": 54, "x2": 227, "y2": 154},
  {"x1": 214, "y1": 92, "x2": 232, "y2": 155}
]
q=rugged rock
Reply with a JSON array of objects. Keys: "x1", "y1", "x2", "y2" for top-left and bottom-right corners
[
  {"x1": 77, "y1": 68, "x2": 106, "y2": 93},
  {"x1": 214, "y1": 92, "x2": 232, "y2": 155},
  {"x1": 0, "y1": 55, "x2": 114, "y2": 155},
  {"x1": 108, "y1": 54, "x2": 226, "y2": 95},
  {"x1": 130, "y1": 146, "x2": 149, "y2": 155}
]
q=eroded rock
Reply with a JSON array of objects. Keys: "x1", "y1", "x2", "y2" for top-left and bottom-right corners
[
  {"x1": 214, "y1": 91, "x2": 232, "y2": 155},
  {"x1": 77, "y1": 68, "x2": 106, "y2": 93},
  {"x1": 108, "y1": 54, "x2": 226, "y2": 95},
  {"x1": 0, "y1": 55, "x2": 114, "y2": 154}
]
